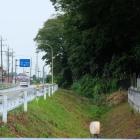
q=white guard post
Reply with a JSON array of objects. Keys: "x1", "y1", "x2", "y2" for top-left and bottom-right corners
[
  {"x1": 36, "y1": 88, "x2": 39, "y2": 97},
  {"x1": 24, "y1": 91, "x2": 27, "y2": 112},
  {"x1": 89, "y1": 121, "x2": 100, "y2": 138},
  {"x1": 35, "y1": 88, "x2": 39, "y2": 104},
  {"x1": 52, "y1": 85, "x2": 54, "y2": 94},
  {"x1": 3, "y1": 96, "x2": 8, "y2": 123},
  {"x1": 44, "y1": 87, "x2": 46, "y2": 100},
  {"x1": 49, "y1": 86, "x2": 51, "y2": 97}
]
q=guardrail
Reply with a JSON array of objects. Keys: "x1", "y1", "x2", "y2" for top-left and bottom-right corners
[
  {"x1": 0, "y1": 84, "x2": 58, "y2": 123},
  {"x1": 128, "y1": 87, "x2": 140, "y2": 113}
]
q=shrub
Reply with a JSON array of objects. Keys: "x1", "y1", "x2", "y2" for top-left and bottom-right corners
[{"x1": 71, "y1": 74, "x2": 119, "y2": 105}]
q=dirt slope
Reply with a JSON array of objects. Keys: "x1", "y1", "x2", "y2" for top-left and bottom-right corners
[{"x1": 101, "y1": 92, "x2": 140, "y2": 139}]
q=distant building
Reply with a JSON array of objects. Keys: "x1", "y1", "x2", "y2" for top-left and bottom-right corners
[{"x1": 0, "y1": 67, "x2": 13, "y2": 84}]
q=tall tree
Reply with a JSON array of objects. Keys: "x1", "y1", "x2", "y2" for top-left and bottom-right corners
[
  {"x1": 50, "y1": 0, "x2": 140, "y2": 79},
  {"x1": 34, "y1": 15, "x2": 73, "y2": 87},
  {"x1": 34, "y1": 16, "x2": 64, "y2": 74}
]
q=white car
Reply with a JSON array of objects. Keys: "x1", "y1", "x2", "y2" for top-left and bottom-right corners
[{"x1": 20, "y1": 80, "x2": 29, "y2": 87}]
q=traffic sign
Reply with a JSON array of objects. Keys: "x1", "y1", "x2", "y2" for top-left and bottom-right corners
[{"x1": 20, "y1": 59, "x2": 30, "y2": 67}]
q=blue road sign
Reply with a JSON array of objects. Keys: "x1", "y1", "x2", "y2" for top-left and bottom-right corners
[{"x1": 20, "y1": 59, "x2": 30, "y2": 67}]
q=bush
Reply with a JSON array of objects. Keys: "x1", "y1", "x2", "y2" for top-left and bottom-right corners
[
  {"x1": 46, "y1": 74, "x2": 52, "y2": 83},
  {"x1": 71, "y1": 74, "x2": 119, "y2": 105},
  {"x1": 71, "y1": 74, "x2": 96, "y2": 98},
  {"x1": 89, "y1": 105, "x2": 110, "y2": 120}
]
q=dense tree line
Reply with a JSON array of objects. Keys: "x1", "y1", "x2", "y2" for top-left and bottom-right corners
[{"x1": 34, "y1": 0, "x2": 140, "y2": 95}]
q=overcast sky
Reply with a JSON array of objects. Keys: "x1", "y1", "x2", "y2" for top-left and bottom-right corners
[{"x1": 0, "y1": 0, "x2": 57, "y2": 77}]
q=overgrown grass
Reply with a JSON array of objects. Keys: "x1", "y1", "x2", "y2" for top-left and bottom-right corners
[{"x1": 0, "y1": 88, "x2": 106, "y2": 138}]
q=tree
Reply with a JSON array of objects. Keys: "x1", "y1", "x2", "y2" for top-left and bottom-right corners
[
  {"x1": 50, "y1": 0, "x2": 140, "y2": 79},
  {"x1": 33, "y1": 75, "x2": 36, "y2": 81},
  {"x1": 34, "y1": 15, "x2": 73, "y2": 87}
]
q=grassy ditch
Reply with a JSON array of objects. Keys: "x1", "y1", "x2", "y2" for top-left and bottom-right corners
[
  {"x1": 0, "y1": 88, "x2": 137, "y2": 138},
  {"x1": 100, "y1": 102, "x2": 140, "y2": 139},
  {"x1": 0, "y1": 88, "x2": 98, "y2": 138}
]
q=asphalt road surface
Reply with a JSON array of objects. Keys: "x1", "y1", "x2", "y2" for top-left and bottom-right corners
[{"x1": 0, "y1": 85, "x2": 36, "y2": 93}]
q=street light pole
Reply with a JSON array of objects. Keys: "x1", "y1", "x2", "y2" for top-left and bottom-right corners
[
  {"x1": 43, "y1": 64, "x2": 46, "y2": 84},
  {"x1": 39, "y1": 43, "x2": 53, "y2": 84}
]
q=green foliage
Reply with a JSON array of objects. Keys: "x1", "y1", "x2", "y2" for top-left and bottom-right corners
[
  {"x1": 30, "y1": 80, "x2": 36, "y2": 85},
  {"x1": 46, "y1": 74, "x2": 52, "y2": 83},
  {"x1": 35, "y1": 0, "x2": 140, "y2": 92},
  {"x1": 35, "y1": 78, "x2": 42, "y2": 84},
  {"x1": 71, "y1": 75, "x2": 119, "y2": 102},
  {"x1": 50, "y1": 0, "x2": 140, "y2": 78},
  {"x1": 34, "y1": 16, "x2": 65, "y2": 75},
  {"x1": 71, "y1": 74, "x2": 95, "y2": 98},
  {"x1": 33, "y1": 75, "x2": 36, "y2": 81},
  {"x1": 89, "y1": 105, "x2": 110, "y2": 120},
  {"x1": 34, "y1": 15, "x2": 73, "y2": 88}
]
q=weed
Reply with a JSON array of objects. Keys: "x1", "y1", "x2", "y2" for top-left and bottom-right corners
[{"x1": 136, "y1": 130, "x2": 140, "y2": 134}]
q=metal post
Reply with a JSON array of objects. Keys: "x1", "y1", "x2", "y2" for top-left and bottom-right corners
[
  {"x1": 49, "y1": 86, "x2": 51, "y2": 97},
  {"x1": 7, "y1": 46, "x2": 9, "y2": 83},
  {"x1": 24, "y1": 91, "x2": 27, "y2": 112},
  {"x1": 15, "y1": 59, "x2": 17, "y2": 84},
  {"x1": 36, "y1": 89, "x2": 39, "y2": 97},
  {"x1": 43, "y1": 64, "x2": 46, "y2": 84},
  {"x1": 1, "y1": 37, "x2": 3, "y2": 84},
  {"x1": 12, "y1": 50, "x2": 14, "y2": 84},
  {"x1": 44, "y1": 87, "x2": 46, "y2": 100},
  {"x1": 0, "y1": 37, "x2": 6, "y2": 84},
  {"x1": 3, "y1": 96, "x2": 7, "y2": 123},
  {"x1": 51, "y1": 47, "x2": 53, "y2": 84},
  {"x1": 38, "y1": 68, "x2": 39, "y2": 79},
  {"x1": 35, "y1": 89, "x2": 39, "y2": 104},
  {"x1": 30, "y1": 58, "x2": 32, "y2": 85},
  {"x1": 52, "y1": 85, "x2": 54, "y2": 94}
]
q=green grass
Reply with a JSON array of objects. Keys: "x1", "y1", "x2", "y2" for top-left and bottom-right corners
[
  {"x1": 0, "y1": 85, "x2": 17, "y2": 90},
  {"x1": 0, "y1": 88, "x2": 95, "y2": 138},
  {"x1": 0, "y1": 88, "x2": 136, "y2": 138}
]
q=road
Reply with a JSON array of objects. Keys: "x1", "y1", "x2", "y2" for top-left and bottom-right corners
[{"x1": 0, "y1": 85, "x2": 36, "y2": 94}]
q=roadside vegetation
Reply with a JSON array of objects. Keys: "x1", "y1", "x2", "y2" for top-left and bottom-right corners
[
  {"x1": 0, "y1": 89, "x2": 94, "y2": 138},
  {"x1": 0, "y1": 85, "x2": 17, "y2": 90},
  {"x1": 34, "y1": 0, "x2": 140, "y2": 90},
  {"x1": 0, "y1": 88, "x2": 139, "y2": 138},
  {"x1": 3, "y1": 0, "x2": 138, "y2": 138}
]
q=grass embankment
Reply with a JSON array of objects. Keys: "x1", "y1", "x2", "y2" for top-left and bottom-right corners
[
  {"x1": 0, "y1": 88, "x2": 94, "y2": 138},
  {"x1": 0, "y1": 88, "x2": 140, "y2": 138},
  {"x1": 101, "y1": 102, "x2": 140, "y2": 139}
]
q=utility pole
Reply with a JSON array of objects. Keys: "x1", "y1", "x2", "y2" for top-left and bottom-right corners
[
  {"x1": 0, "y1": 36, "x2": 7, "y2": 84},
  {"x1": 43, "y1": 64, "x2": 46, "y2": 84},
  {"x1": 38, "y1": 68, "x2": 40, "y2": 79},
  {"x1": 7, "y1": 47, "x2": 9, "y2": 83},
  {"x1": 6, "y1": 47, "x2": 13, "y2": 83},
  {"x1": 0, "y1": 36, "x2": 2, "y2": 84},
  {"x1": 30, "y1": 58, "x2": 32, "y2": 85},
  {"x1": 11, "y1": 50, "x2": 15, "y2": 84},
  {"x1": 15, "y1": 59, "x2": 18, "y2": 84},
  {"x1": 35, "y1": 51, "x2": 38, "y2": 78}
]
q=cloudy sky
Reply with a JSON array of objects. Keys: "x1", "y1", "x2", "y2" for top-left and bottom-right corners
[{"x1": 0, "y1": 0, "x2": 57, "y2": 77}]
